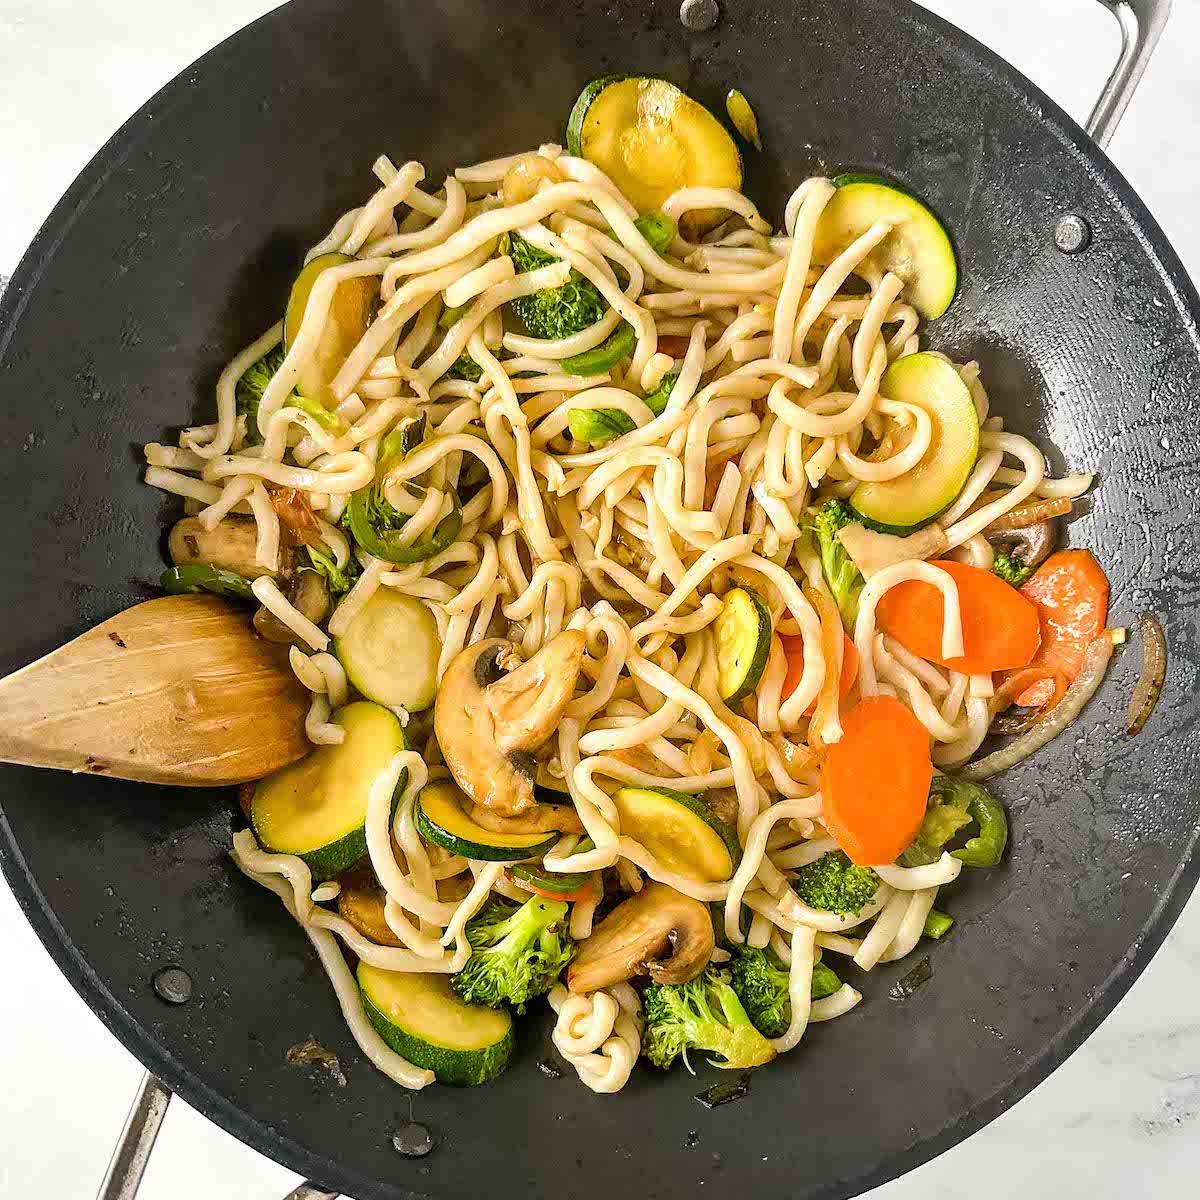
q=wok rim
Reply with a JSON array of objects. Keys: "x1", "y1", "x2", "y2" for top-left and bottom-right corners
[{"x1": 1, "y1": 1, "x2": 1199, "y2": 1197}]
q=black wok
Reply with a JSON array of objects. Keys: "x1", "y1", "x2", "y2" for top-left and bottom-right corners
[{"x1": 1, "y1": 2, "x2": 1198, "y2": 1198}]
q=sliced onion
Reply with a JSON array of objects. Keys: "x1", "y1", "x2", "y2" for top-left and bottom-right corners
[
  {"x1": 959, "y1": 631, "x2": 1120, "y2": 781},
  {"x1": 988, "y1": 666, "x2": 1068, "y2": 736},
  {"x1": 1127, "y1": 612, "x2": 1167, "y2": 736},
  {"x1": 985, "y1": 496, "x2": 1072, "y2": 532},
  {"x1": 803, "y1": 583, "x2": 843, "y2": 751}
]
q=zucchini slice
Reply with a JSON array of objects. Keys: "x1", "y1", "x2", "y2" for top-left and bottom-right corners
[
  {"x1": 714, "y1": 586, "x2": 772, "y2": 704},
  {"x1": 508, "y1": 862, "x2": 593, "y2": 896},
  {"x1": 849, "y1": 352, "x2": 980, "y2": 533},
  {"x1": 812, "y1": 175, "x2": 957, "y2": 319},
  {"x1": 358, "y1": 962, "x2": 513, "y2": 1086},
  {"x1": 251, "y1": 702, "x2": 406, "y2": 881},
  {"x1": 284, "y1": 251, "x2": 377, "y2": 400},
  {"x1": 566, "y1": 76, "x2": 741, "y2": 235},
  {"x1": 333, "y1": 587, "x2": 441, "y2": 712},
  {"x1": 612, "y1": 786, "x2": 740, "y2": 882},
  {"x1": 415, "y1": 782, "x2": 556, "y2": 861}
]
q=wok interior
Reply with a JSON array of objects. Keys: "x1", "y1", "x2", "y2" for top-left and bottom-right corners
[{"x1": 0, "y1": 2, "x2": 1197, "y2": 1197}]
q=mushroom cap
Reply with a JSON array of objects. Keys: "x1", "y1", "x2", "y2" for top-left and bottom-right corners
[
  {"x1": 434, "y1": 630, "x2": 585, "y2": 816},
  {"x1": 567, "y1": 881, "x2": 715, "y2": 993}
]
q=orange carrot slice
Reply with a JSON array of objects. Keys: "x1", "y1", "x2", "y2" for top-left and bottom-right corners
[
  {"x1": 821, "y1": 695, "x2": 932, "y2": 865},
  {"x1": 876, "y1": 559, "x2": 1041, "y2": 674},
  {"x1": 780, "y1": 632, "x2": 859, "y2": 713},
  {"x1": 1002, "y1": 549, "x2": 1109, "y2": 708}
]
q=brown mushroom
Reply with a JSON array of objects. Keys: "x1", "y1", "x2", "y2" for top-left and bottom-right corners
[
  {"x1": 468, "y1": 801, "x2": 585, "y2": 837},
  {"x1": 434, "y1": 631, "x2": 586, "y2": 816},
  {"x1": 254, "y1": 571, "x2": 331, "y2": 644},
  {"x1": 168, "y1": 515, "x2": 292, "y2": 579},
  {"x1": 567, "y1": 881, "x2": 714, "y2": 994},
  {"x1": 985, "y1": 520, "x2": 1058, "y2": 571}
]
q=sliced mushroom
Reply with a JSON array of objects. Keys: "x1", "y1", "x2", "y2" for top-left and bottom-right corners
[
  {"x1": 567, "y1": 881, "x2": 714, "y2": 994},
  {"x1": 254, "y1": 571, "x2": 331, "y2": 644},
  {"x1": 168, "y1": 515, "x2": 291, "y2": 579},
  {"x1": 434, "y1": 631, "x2": 585, "y2": 815},
  {"x1": 837, "y1": 522, "x2": 949, "y2": 579},
  {"x1": 985, "y1": 520, "x2": 1058, "y2": 570},
  {"x1": 468, "y1": 801, "x2": 585, "y2": 836},
  {"x1": 337, "y1": 876, "x2": 404, "y2": 947}
]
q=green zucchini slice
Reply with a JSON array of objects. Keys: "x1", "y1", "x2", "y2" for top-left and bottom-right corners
[
  {"x1": 358, "y1": 963, "x2": 513, "y2": 1086},
  {"x1": 849, "y1": 352, "x2": 980, "y2": 533},
  {"x1": 566, "y1": 75, "x2": 741, "y2": 235},
  {"x1": 559, "y1": 322, "x2": 637, "y2": 377},
  {"x1": 251, "y1": 701, "x2": 406, "y2": 881},
  {"x1": 284, "y1": 251, "x2": 377, "y2": 400},
  {"x1": 714, "y1": 586, "x2": 772, "y2": 703},
  {"x1": 508, "y1": 862, "x2": 593, "y2": 896},
  {"x1": 612, "y1": 786, "x2": 740, "y2": 882},
  {"x1": 334, "y1": 587, "x2": 441, "y2": 712},
  {"x1": 415, "y1": 782, "x2": 557, "y2": 861},
  {"x1": 812, "y1": 175, "x2": 957, "y2": 318}
]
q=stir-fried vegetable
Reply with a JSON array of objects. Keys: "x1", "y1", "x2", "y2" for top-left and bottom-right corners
[
  {"x1": 507, "y1": 233, "x2": 606, "y2": 340},
  {"x1": 633, "y1": 210, "x2": 678, "y2": 255},
  {"x1": 560, "y1": 322, "x2": 637, "y2": 377},
  {"x1": 992, "y1": 551, "x2": 1034, "y2": 588},
  {"x1": 729, "y1": 945, "x2": 841, "y2": 1039},
  {"x1": 813, "y1": 498, "x2": 864, "y2": 630},
  {"x1": 642, "y1": 965, "x2": 775, "y2": 1070},
  {"x1": 235, "y1": 344, "x2": 286, "y2": 442},
  {"x1": 725, "y1": 89, "x2": 763, "y2": 150},
  {"x1": 900, "y1": 775, "x2": 1007, "y2": 868},
  {"x1": 792, "y1": 850, "x2": 880, "y2": 914},
  {"x1": 780, "y1": 630, "x2": 859, "y2": 711},
  {"x1": 961, "y1": 629, "x2": 1123, "y2": 781},
  {"x1": 997, "y1": 549, "x2": 1110, "y2": 711},
  {"x1": 878, "y1": 559, "x2": 1041, "y2": 674},
  {"x1": 160, "y1": 564, "x2": 256, "y2": 600},
  {"x1": 821, "y1": 694, "x2": 933, "y2": 865},
  {"x1": 346, "y1": 423, "x2": 463, "y2": 565},
  {"x1": 923, "y1": 909, "x2": 954, "y2": 940},
  {"x1": 451, "y1": 895, "x2": 574, "y2": 1013},
  {"x1": 567, "y1": 367, "x2": 679, "y2": 446},
  {"x1": 447, "y1": 349, "x2": 483, "y2": 382},
  {"x1": 1127, "y1": 611, "x2": 1167, "y2": 736},
  {"x1": 304, "y1": 545, "x2": 360, "y2": 599}
]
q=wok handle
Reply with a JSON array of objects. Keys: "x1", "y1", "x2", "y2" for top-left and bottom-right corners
[
  {"x1": 97, "y1": 1071, "x2": 341, "y2": 1200},
  {"x1": 1086, "y1": 0, "x2": 1172, "y2": 147}
]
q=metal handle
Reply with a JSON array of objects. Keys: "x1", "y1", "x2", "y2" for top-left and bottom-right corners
[
  {"x1": 98, "y1": 1072, "x2": 339, "y2": 1200},
  {"x1": 1086, "y1": 0, "x2": 1172, "y2": 147}
]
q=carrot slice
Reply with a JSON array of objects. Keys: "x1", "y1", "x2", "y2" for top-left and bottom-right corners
[
  {"x1": 1002, "y1": 549, "x2": 1109, "y2": 708},
  {"x1": 780, "y1": 632, "x2": 859, "y2": 713},
  {"x1": 820, "y1": 695, "x2": 932, "y2": 865},
  {"x1": 876, "y1": 559, "x2": 1041, "y2": 674}
]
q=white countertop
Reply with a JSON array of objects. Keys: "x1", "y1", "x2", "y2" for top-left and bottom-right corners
[{"x1": 1, "y1": 2, "x2": 1198, "y2": 1197}]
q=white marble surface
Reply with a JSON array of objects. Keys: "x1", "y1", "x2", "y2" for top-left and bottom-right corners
[{"x1": 1, "y1": 2, "x2": 1198, "y2": 1197}]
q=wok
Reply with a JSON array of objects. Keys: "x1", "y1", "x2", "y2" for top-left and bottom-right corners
[{"x1": 1, "y1": 1, "x2": 1197, "y2": 1198}]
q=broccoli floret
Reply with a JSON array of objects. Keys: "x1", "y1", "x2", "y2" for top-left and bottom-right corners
[
  {"x1": 451, "y1": 896, "x2": 574, "y2": 1013},
  {"x1": 234, "y1": 344, "x2": 287, "y2": 442},
  {"x1": 303, "y1": 545, "x2": 361, "y2": 599},
  {"x1": 729, "y1": 946, "x2": 844, "y2": 1038},
  {"x1": 992, "y1": 552, "x2": 1034, "y2": 588},
  {"x1": 641, "y1": 966, "x2": 776, "y2": 1071},
  {"x1": 447, "y1": 350, "x2": 483, "y2": 382},
  {"x1": 508, "y1": 233, "x2": 606, "y2": 340},
  {"x1": 813, "y1": 498, "x2": 864, "y2": 630},
  {"x1": 793, "y1": 850, "x2": 879, "y2": 915}
]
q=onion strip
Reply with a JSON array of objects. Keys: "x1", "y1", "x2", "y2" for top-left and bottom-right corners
[{"x1": 1127, "y1": 612, "x2": 1167, "y2": 736}]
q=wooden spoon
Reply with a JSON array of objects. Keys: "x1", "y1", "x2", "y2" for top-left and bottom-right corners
[{"x1": 0, "y1": 594, "x2": 310, "y2": 786}]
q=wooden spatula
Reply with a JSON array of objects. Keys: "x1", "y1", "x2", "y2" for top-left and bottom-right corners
[{"x1": 0, "y1": 594, "x2": 310, "y2": 787}]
